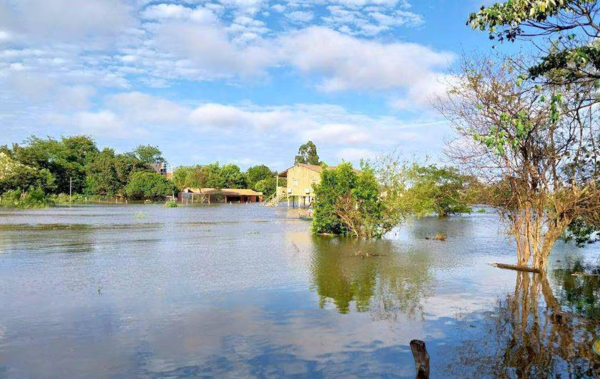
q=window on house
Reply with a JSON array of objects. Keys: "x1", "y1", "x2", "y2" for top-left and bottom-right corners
[{"x1": 293, "y1": 180, "x2": 298, "y2": 186}]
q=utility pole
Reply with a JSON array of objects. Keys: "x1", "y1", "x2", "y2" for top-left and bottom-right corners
[{"x1": 69, "y1": 177, "x2": 72, "y2": 205}]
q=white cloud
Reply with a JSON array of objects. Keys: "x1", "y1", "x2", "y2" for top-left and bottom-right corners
[
  {"x1": 391, "y1": 74, "x2": 458, "y2": 110},
  {"x1": 0, "y1": 30, "x2": 11, "y2": 42},
  {"x1": 141, "y1": 4, "x2": 193, "y2": 20},
  {"x1": 218, "y1": 0, "x2": 266, "y2": 14},
  {"x1": 286, "y1": 11, "x2": 314, "y2": 23},
  {"x1": 0, "y1": 0, "x2": 453, "y2": 168},
  {"x1": 189, "y1": 104, "x2": 293, "y2": 130},
  {"x1": 329, "y1": 0, "x2": 400, "y2": 6},
  {"x1": 0, "y1": 1, "x2": 436, "y2": 94},
  {"x1": 151, "y1": 11, "x2": 275, "y2": 78},
  {"x1": 106, "y1": 92, "x2": 189, "y2": 124},
  {"x1": 0, "y1": 0, "x2": 133, "y2": 46},
  {"x1": 302, "y1": 123, "x2": 370, "y2": 144},
  {"x1": 76, "y1": 111, "x2": 142, "y2": 139},
  {"x1": 1, "y1": 71, "x2": 96, "y2": 112},
  {"x1": 336, "y1": 147, "x2": 378, "y2": 161},
  {"x1": 280, "y1": 27, "x2": 454, "y2": 92},
  {"x1": 321, "y1": 1, "x2": 422, "y2": 36}
]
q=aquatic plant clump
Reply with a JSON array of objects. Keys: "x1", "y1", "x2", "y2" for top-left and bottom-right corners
[{"x1": 164, "y1": 200, "x2": 178, "y2": 208}]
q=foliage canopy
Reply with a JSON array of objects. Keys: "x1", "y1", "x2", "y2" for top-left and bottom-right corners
[
  {"x1": 295, "y1": 141, "x2": 321, "y2": 165},
  {"x1": 312, "y1": 163, "x2": 407, "y2": 239}
]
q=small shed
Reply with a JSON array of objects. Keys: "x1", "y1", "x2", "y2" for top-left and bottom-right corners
[{"x1": 179, "y1": 188, "x2": 263, "y2": 204}]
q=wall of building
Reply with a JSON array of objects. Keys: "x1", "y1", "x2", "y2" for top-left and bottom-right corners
[{"x1": 287, "y1": 166, "x2": 321, "y2": 198}]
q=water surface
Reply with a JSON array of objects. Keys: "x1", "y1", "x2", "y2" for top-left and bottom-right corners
[{"x1": 0, "y1": 205, "x2": 599, "y2": 378}]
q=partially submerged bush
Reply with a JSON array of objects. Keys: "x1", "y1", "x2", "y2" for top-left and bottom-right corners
[
  {"x1": 163, "y1": 200, "x2": 178, "y2": 208},
  {"x1": 0, "y1": 188, "x2": 54, "y2": 209},
  {"x1": 51, "y1": 193, "x2": 94, "y2": 204},
  {"x1": 312, "y1": 163, "x2": 406, "y2": 239}
]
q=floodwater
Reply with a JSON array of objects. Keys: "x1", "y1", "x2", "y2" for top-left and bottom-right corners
[{"x1": 0, "y1": 205, "x2": 599, "y2": 378}]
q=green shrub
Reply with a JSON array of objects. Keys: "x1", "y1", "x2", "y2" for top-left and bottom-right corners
[
  {"x1": 52, "y1": 193, "x2": 92, "y2": 204},
  {"x1": 0, "y1": 188, "x2": 54, "y2": 208},
  {"x1": 163, "y1": 200, "x2": 178, "y2": 208},
  {"x1": 312, "y1": 163, "x2": 405, "y2": 239},
  {"x1": 124, "y1": 172, "x2": 176, "y2": 201}
]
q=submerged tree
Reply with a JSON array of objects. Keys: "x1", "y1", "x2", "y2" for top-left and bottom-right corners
[
  {"x1": 312, "y1": 162, "x2": 407, "y2": 239},
  {"x1": 402, "y1": 163, "x2": 474, "y2": 217},
  {"x1": 295, "y1": 141, "x2": 321, "y2": 165},
  {"x1": 437, "y1": 55, "x2": 600, "y2": 271},
  {"x1": 469, "y1": 0, "x2": 600, "y2": 243}
]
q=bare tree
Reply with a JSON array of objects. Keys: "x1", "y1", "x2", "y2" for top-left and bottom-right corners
[{"x1": 436, "y1": 54, "x2": 600, "y2": 271}]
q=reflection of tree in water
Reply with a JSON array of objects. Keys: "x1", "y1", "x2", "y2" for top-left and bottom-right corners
[
  {"x1": 552, "y1": 258, "x2": 600, "y2": 321},
  {"x1": 449, "y1": 269, "x2": 600, "y2": 378},
  {"x1": 309, "y1": 237, "x2": 433, "y2": 320}
]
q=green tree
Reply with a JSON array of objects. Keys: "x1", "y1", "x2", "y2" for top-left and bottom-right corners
[
  {"x1": 172, "y1": 165, "x2": 205, "y2": 189},
  {"x1": 132, "y1": 145, "x2": 165, "y2": 165},
  {"x1": 312, "y1": 163, "x2": 405, "y2": 238},
  {"x1": 246, "y1": 165, "x2": 273, "y2": 188},
  {"x1": 220, "y1": 164, "x2": 246, "y2": 188},
  {"x1": 403, "y1": 164, "x2": 473, "y2": 217},
  {"x1": 0, "y1": 153, "x2": 55, "y2": 195},
  {"x1": 84, "y1": 148, "x2": 120, "y2": 196},
  {"x1": 295, "y1": 141, "x2": 321, "y2": 165},
  {"x1": 468, "y1": 1, "x2": 600, "y2": 265},
  {"x1": 124, "y1": 172, "x2": 176, "y2": 201},
  {"x1": 254, "y1": 177, "x2": 279, "y2": 197},
  {"x1": 113, "y1": 153, "x2": 149, "y2": 189},
  {"x1": 468, "y1": 0, "x2": 600, "y2": 86},
  {"x1": 203, "y1": 163, "x2": 224, "y2": 188},
  {"x1": 10, "y1": 135, "x2": 98, "y2": 194}
]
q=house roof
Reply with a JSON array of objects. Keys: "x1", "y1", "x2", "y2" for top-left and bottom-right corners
[
  {"x1": 278, "y1": 164, "x2": 325, "y2": 178},
  {"x1": 278, "y1": 163, "x2": 359, "y2": 178},
  {"x1": 222, "y1": 188, "x2": 264, "y2": 196},
  {"x1": 182, "y1": 188, "x2": 263, "y2": 196}
]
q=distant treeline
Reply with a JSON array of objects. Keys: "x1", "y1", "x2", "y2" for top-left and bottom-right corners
[
  {"x1": 0, "y1": 135, "x2": 285, "y2": 207},
  {"x1": 0, "y1": 136, "x2": 176, "y2": 205}
]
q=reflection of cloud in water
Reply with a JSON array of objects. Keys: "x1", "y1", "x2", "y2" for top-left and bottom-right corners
[{"x1": 130, "y1": 295, "x2": 424, "y2": 378}]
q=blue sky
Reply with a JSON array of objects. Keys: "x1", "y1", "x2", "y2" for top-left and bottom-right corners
[{"x1": 0, "y1": 0, "x2": 501, "y2": 171}]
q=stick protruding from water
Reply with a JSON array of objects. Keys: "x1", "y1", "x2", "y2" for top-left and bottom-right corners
[{"x1": 410, "y1": 339, "x2": 430, "y2": 379}]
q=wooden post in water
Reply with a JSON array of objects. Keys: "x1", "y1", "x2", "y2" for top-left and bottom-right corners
[{"x1": 410, "y1": 340, "x2": 430, "y2": 379}]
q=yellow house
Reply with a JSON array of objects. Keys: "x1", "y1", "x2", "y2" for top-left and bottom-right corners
[
  {"x1": 271, "y1": 163, "x2": 361, "y2": 208},
  {"x1": 277, "y1": 164, "x2": 323, "y2": 207}
]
